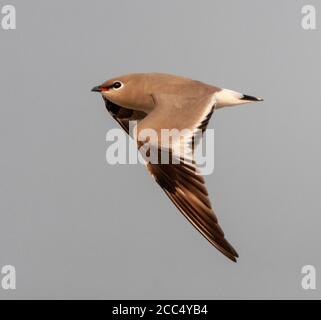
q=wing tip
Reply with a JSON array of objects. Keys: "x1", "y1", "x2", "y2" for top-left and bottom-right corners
[
  {"x1": 227, "y1": 254, "x2": 238, "y2": 263},
  {"x1": 209, "y1": 238, "x2": 239, "y2": 263},
  {"x1": 218, "y1": 248, "x2": 239, "y2": 263}
]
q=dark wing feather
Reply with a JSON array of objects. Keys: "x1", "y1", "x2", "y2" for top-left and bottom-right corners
[
  {"x1": 103, "y1": 97, "x2": 147, "y2": 134},
  {"x1": 146, "y1": 152, "x2": 238, "y2": 262}
]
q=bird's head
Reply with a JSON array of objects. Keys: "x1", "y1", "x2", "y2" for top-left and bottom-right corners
[{"x1": 91, "y1": 73, "x2": 154, "y2": 110}]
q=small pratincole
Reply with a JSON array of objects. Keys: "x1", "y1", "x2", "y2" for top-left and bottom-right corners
[{"x1": 92, "y1": 73, "x2": 263, "y2": 262}]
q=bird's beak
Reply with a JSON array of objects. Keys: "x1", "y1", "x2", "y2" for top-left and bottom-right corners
[{"x1": 91, "y1": 86, "x2": 102, "y2": 92}]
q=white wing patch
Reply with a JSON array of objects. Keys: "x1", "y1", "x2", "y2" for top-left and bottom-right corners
[{"x1": 171, "y1": 93, "x2": 216, "y2": 161}]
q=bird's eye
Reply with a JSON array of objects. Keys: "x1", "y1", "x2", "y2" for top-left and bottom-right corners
[{"x1": 112, "y1": 81, "x2": 123, "y2": 89}]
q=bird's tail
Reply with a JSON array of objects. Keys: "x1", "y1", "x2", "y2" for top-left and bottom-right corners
[{"x1": 215, "y1": 89, "x2": 263, "y2": 109}]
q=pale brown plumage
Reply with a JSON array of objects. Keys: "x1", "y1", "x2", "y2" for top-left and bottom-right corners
[{"x1": 92, "y1": 73, "x2": 263, "y2": 262}]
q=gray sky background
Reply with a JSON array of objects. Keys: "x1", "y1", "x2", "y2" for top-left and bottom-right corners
[{"x1": 0, "y1": 0, "x2": 320, "y2": 299}]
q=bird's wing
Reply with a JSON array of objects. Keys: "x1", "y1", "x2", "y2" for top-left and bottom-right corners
[
  {"x1": 103, "y1": 97, "x2": 147, "y2": 134},
  {"x1": 138, "y1": 93, "x2": 239, "y2": 262}
]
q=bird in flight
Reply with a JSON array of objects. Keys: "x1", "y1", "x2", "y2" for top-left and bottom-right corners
[{"x1": 92, "y1": 73, "x2": 263, "y2": 262}]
